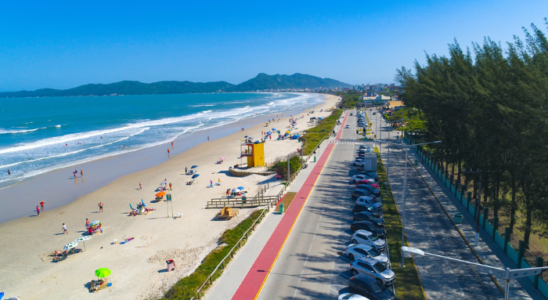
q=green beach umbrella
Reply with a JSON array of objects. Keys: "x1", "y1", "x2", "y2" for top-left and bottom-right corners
[{"x1": 95, "y1": 268, "x2": 111, "y2": 278}]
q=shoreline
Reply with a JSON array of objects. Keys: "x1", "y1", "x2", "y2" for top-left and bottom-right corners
[
  {"x1": 0, "y1": 94, "x2": 340, "y2": 300},
  {"x1": 0, "y1": 93, "x2": 324, "y2": 224}
]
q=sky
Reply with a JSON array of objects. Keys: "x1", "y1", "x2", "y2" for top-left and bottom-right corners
[{"x1": 1, "y1": 0, "x2": 548, "y2": 91}]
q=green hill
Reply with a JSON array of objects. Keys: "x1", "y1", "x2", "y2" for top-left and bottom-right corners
[
  {"x1": 227, "y1": 73, "x2": 351, "y2": 92},
  {"x1": 0, "y1": 73, "x2": 351, "y2": 98}
]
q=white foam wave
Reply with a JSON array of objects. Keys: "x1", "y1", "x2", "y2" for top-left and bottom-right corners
[{"x1": 189, "y1": 104, "x2": 214, "y2": 107}]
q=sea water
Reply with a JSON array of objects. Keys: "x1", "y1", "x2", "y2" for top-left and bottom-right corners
[{"x1": 0, "y1": 92, "x2": 322, "y2": 188}]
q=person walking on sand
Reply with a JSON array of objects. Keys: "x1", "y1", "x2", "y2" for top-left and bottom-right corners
[
  {"x1": 62, "y1": 223, "x2": 68, "y2": 234},
  {"x1": 167, "y1": 148, "x2": 170, "y2": 154},
  {"x1": 36, "y1": 206, "x2": 40, "y2": 216},
  {"x1": 80, "y1": 170, "x2": 84, "y2": 177},
  {"x1": 139, "y1": 182, "x2": 142, "y2": 190},
  {"x1": 169, "y1": 182, "x2": 172, "y2": 190},
  {"x1": 209, "y1": 180, "x2": 213, "y2": 188},
  {"x1": 98, "y1": 202, "x2": 104, "y2": 212},
  {"x1": 85, "y1": 218, "x2": 90, "y2": 228},
  {"x1": 185, "y1": 167, "x2": 188, "y2": 174},
  {"x1": 40, "y1": 200, "x2": 45, "y2": 211},
  {"x1": 207, "y1": 136, "x2": 210, "y2": 141}
]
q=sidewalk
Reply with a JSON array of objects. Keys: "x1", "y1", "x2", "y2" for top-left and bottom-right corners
[
  {"x1": 404, "y1": 149, "x2": 544, "y2": 300},
  {"x1": 205, "y1": 111, "x2": 348, "y2": 299}
]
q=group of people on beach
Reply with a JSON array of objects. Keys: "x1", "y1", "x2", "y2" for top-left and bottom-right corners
[
  {"x1": 35, "y1": 200, "x2": 45, "y2": 216},
  {"x1": 73, "y1": 169, "x2": 83, "y2": 178}
]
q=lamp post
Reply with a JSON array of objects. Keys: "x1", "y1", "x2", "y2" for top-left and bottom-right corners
[
  {"x1": 381, "y1": 140, "x2": 441, "y2": 267},
  {"x1": 402, "y1": 246, "x2": 547, "y2": 300}
]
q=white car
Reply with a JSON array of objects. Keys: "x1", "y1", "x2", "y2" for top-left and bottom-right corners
[
  {"x1": 345, "y1": 243, "x2": 389, "y2": 266},
  {"x1": 352, "y1": 174, "x2": 371, "y2": 182},
  {"x1": 356, "y1": 196, "x2": 378, "y2": 206},
  {"x1": 350, "y1": 257, "x2": 395, "y2": 286},
  {"x1": 338, "y1": 293, "x2": 370, "y2": 300},
  {"x1": 351, "y1": 229, "x2": 387, "y2": 251}
]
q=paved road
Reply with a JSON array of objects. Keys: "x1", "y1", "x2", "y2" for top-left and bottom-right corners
[
  {"x1": 258, "y1": 111, "x2": 375, "y2": 299},
  {"x1": 367, "y1": 108, "x2": 503, "y2": 299}
]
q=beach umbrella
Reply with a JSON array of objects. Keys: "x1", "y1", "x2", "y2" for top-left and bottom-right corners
[
  {"x1": 64, "y1": 241, "x2": 78, "y2": 251},
  {"x1": 160, "y1": 180, "x2": 167, "y2": 186},
  {"x1": 156, "y1": 191, "x2": 166, "y2": 197},
  {"x1": 141, "y1": 199, "x2": 146, "y2": 207},
  {"x1": 292, "y1": 135, "x2": 300, "y2": 139},
  {"x1": 75, "y1": 236, "x2": 91, "y2": 251},
  {"x1": 286, "y1": 131, "x2": 291, "y2": 134},
  {"x1": 192, "y1": 174, "x2": 200, "y2": 179},
  {"x1": 271, "y1": 128, "x2": 277, "y2": 130},
  {"x1": 90, "y1": 220, "x2": 101, "y2": 227},
  {"x1": 266, "y1": 131, "x2": 271, "y2": 135},
  {"x1": 95, "y1": 268, "x2": 111, "y2": 278},
  {"x1": 219, "y1": 157, "x2": 225, "y2": 160},
  {"x1": 244, "y1": 135, "x2": 248, "y2": 138},
  {"x1": 191, "y1": 165, "x2": 198, "y2": 169},
  {"x1": 237, "y1": 186, "x2": 245, "y2": 190},
  {"x1": 232, "y1": 188, "x2": 240, "y2": 193}
]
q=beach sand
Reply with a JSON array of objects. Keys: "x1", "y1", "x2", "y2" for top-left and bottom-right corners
[{"x1": 0, "y1": 94, "x2": 339, "y2": 299}]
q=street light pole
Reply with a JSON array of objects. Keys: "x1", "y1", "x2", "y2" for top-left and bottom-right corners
[{"x1": 402, "y1": 246, "x2": 548, "y2": 300}]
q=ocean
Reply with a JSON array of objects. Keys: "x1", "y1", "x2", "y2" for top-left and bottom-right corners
[{"x1": 0, "y1": 92, "x2": 323, "y2": 189}]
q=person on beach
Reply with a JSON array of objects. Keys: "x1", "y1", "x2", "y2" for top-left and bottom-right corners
[
  {"x1": 40, "y1": 200, "x2": 45, "y2": 211},
  {"x1": 207, "y1": 136, "x2": 210, "y2": 141},
  {"x1": 36, "y1": 206, "x2": 40, "y2": 216},
  {"x1": 86, "y1": 218, "x2": 90, "y2": 227},
  {"x1": 80, "y1": 170, "x2": 83, "y2": 177},
  {"x1": 226, "y1": 189, "x2": 230, "y2": 196},
  {"x1": 209, "y1": 180, "x2": 213, "y2": 188},
  {"x1": 62, "y1": 223, "x2": 68, "y2": 234},
  {"x1": 7, "y1": 169, "x2": 10, "y2": 175},
  {"x1": 167, "y1": 149, "x2": 170, "y2": 154},
  {"x1": 139, "y1": 182, "x2": 142, "y2": 189},
  {"x1": 98, "y1": 202, "x2": 104, "y2": 213},
  {"x1": 169, "y1": 182, "x2": 172, "y2": 190},
  {"x1": 185, "y1": 167, "x2": 188, "y2": 174}
]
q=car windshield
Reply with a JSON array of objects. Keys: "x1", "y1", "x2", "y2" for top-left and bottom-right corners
[
  {"x1": 369, "y1": 234, "x2": 379, "y2": 241},
  {"x1": 370, "y1": 281, "x2": 386, "y2": 293},
  {"x1": 368, "y1": 248, "x2": 381, "y2": 257},
  {"x1": 366, "y1": 205, "x2": 375, "y2": 211},
  {"x1": 373, "y1": 262, "x2": 387, "y2": 273}
]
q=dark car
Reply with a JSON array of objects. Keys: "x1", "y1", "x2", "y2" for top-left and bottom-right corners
[
  {"x1": 351, "y1": 221, "x2": 385, "y2": 238},
  {"x1": 356, "y1": 185, "x2": 381, "y2": 196},
  {"x1": 353, "y1": 204, "x2": 382, "y2": 217},
  {"x1": 357, "y1": 170, "x2": 379, "y2": 181},
  {"x1": 352, "y1": 189, "x2": 373, "y2": 200},
  {"x1": 353, "y1": 212, "x2": 384, "y2": 225},
  {"x1": 348, "y1": 274, "x2": 396, "y2": 300},
  {"x1": 350, "y1": 113, "x2": 353, "y2": 116}
]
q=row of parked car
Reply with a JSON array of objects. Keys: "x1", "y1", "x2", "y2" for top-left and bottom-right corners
[{"x1": 339, "y1": 141, "x2": 397, "y2": 300}]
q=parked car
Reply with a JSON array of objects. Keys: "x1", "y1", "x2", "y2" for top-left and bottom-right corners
[
  {"x1": 338, "y1": 293, "x2": 369, "y2": 300},
  {"x1": 345, "y1": 125, "x2": 350, "y2": 128},
  {"x1": 348, "y1": 274, "x2": 397, "y2": 300},
  {"x1": 350, "y1": 257, "x2": 394, "y2": 286},
  {"x1": 353, "y1": 159, "x2": 365, "y2": 166},
  {"x1": 355, "y1": 200, "x2": 382, "y2": 211},
  {"x1": 352, "y1": 189, "x2": 373, "y2": 199},
  {"x1": 357, "y1": 170, "x2": 379, "y2": 181},
  {"x1": 356, "y1": 195, "x2": 379, "y2": 205},
  {"x1": 356, "y1": 185, "x2": 380, "y2": 196},
  {"x1": 351, "y1": 221, "x2": 385, "y2": 236},
  {"x1": 356, "y1": 179, "x2": 376, "y2": 186},
  {"x1": 350, "y1": 113, "x2": 353, "y2": 116},
  {"x1": 345, "y1": 243, "x2": 389, "y2": 266},
  {"x1": 352, "y1": 174, "x2": 373, "y2": 183},
  {"x1": 353, "y1": 204, "x2": 382, "y2": 217},
  {"x1": 353, "y1": 212, "x2": 384, "y2": 226},
  {"x1": 351, "y1": 230, "x2": 387, "y2": 251}
]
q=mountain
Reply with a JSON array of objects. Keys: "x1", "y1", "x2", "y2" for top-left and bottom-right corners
[
  {"x1": 227, "y1": 73, "x2": 351, "y2": 92},
  {"x1": 0, "y1": 73, "x2": 351, "y2": 98}
]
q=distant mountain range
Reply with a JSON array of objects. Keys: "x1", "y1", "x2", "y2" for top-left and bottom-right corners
[{"x1": 0, "y1": 73, "x2": 351, "y2": 98}]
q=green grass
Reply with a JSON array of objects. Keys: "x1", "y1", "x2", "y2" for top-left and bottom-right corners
[
  {"x1": 302, "y1": 109, "x2": 343, "y2": 155},
  {"x1": 375, "y1": 148, "x2": 426, "y2": 300},
  {"x1": 162, "y1": 210, "x2": 265, "y2": 300}
]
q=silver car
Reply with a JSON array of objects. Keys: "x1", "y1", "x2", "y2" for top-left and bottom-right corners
[
  {"x1": 351, "y1": 229, "x2": 387, "y2": 251},
  {"x1": 350, "y1": 257, "x2": 395, "y2": 286},
  {"x1": 345, "y1": 243, "x2": 389, "y2": 267}
]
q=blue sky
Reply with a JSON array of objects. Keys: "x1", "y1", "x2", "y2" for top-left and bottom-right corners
[{"x1": 1, "y1": 0, "x2": 547, "y2": 91}]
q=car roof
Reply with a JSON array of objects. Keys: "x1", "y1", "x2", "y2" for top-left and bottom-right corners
[
  {"x1": 355, "y1": 229, "x2": 374, "y2": 236},
  {"x1": 351, "y1": 274, "x2": 377, "y2": 285},
  {"x1": 357, "y1": 256, "x2": 377, "y2": 264},
  {"x1": 350, "y1": 243, "x2": 374, "y2": 251}
]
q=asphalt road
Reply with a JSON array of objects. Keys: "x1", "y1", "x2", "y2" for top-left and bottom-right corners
[
  {"x1": 368, "y1": 108, "x2": 502, "y2": 299},
  {"x1": 258, "y1": 111, "x2": 376, "y2": 299}
]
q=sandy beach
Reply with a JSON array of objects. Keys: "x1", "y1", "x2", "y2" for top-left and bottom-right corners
[{"x1": 0, "y1": 94, "x2": 339, "y2": 300}]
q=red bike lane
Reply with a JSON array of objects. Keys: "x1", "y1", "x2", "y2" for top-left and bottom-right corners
[{"x1": 232, "y1": 111, "x2": 350, "y2": 299}]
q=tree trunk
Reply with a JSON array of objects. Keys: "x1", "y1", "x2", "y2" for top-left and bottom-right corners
[
  {"x1": 473, "y1": 179, "x2": 478, "y2": 199},
  {"x1": 493, "y1": 181, "x2": 499, "y2": 219},
  {"x1": 524, "y1": 198, "x2": 533, "y2": 248},
  {"x1": 457, "y1": 160, "x2": 462, "y2": 187},
  {"x1": 509, "y1": 176, "x2": 517, "y2": 233}
]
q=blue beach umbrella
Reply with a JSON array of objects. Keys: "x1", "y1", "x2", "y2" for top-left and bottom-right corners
[
  {"x1": 141, "y1": 199, "x2": 146, "y2": 207},
  {"x1": 192, "y1": 174, "x2": 200, "y2": 179},
  {"x1": 271, "y1": 128, "x2": 277, "y2": 130},
  {"x1": 267, "y1": 131, "x2": 271, "y2": 135},
  {"x1": 191, "y1": 165, "x2": 198, "y2": 169},
  {"x1": 292, "y1": 135, "x2": 300, "y2": 139},
  {"x1": 237, "y1": 186, "x2": 245, "y2": 190}
]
